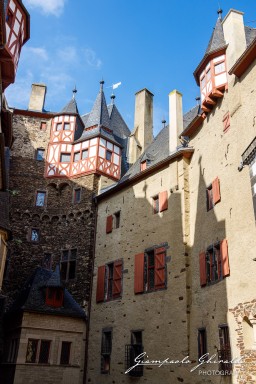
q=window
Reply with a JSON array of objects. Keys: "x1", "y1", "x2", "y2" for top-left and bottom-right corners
[
  {"x1": 218, "y1": 325, "x2": 232, "y2": 374},
  {"x1": 61, "y1": 249, "x2": 77, "y2": 281},
  {"x1": 96, "y1": 260, "x2": 123, "y2": 303},
  {"x1": 101, "y1": 329, "x2": 112, "y2": 374},
  {"x1": 215, "y1": 61, "x2": 226, "y2": 75},
  {"x1": 60, "y1": 342, "x2": 71, "y2": 365},
  {"x1": 114, "y1": 211, "x2": 120, "y2": 229},
  {"x1": 6, "y1": 9, "x2": 14, "y2": 27},
  {"x1": 36, "y1": 149, "x2": 45, "y2": 161},
  {"x1": 40, "y1": 122, "x2": 47, "y2": 131},
  {"x1": 45, "y1": 287, "x2": 64, "y2": 307},
  {"x1": 152, "y1": 191, "x2": 168, "y2": 214},
  {"x1": 73, "y1": 152, "x2": 80, "y2": 162},
  {"x1": 60, "y1": 153, "x2": 71, "y2": 163},
  {"x1": 223, "y1": 112, "x2": 230, "y2": 133},
  {"x1": 82, "y1": 149, "x2": 88, "y2": 159},
  {"x1": 31, "y1": 228, "x2": 40, "y2": 242},
  {"x1": 134, "y1": 245, "x2": 167, "y2": 294},
  {"x1": 198, "y1": 328, "x2": 207, "y2": 361},
  {"x1": 42, "y1": 253, "x2": 52, "y2": 270},
  {"x1": 106, "y1": 150, "x2": 112, "y2": 161},
  {"x1": 56, "y1": 123, "x2": 62, "y2": 131},
  {"x1": 206, "y1": 177, "x2": 220, "y2": 211},
  {"x1": 63, "y1": 122, "x2": 70, "y2": 130},
  {"x1": 73, "y1": 188, "x2": 81, "y2": 203},
  {"x1": 26, "y1": 339, "x2": 51, "y2": 364},
  {"x1": 7, "y1": 338, "x2": 19, "y2": 363},
  {"x1": 125, "y1": 331, "x2": 143, "y2": 377},
  {"x1": 199, "y1": 239, "x2": 230, "y2": 287},
  {"x1": 36, "y1": 191, "x2": 46, "y2": 207}
]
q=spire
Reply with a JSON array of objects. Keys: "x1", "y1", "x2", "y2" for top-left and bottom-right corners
[
  {"x1": 111, "y1": 93, "x2": 116, "y2": 105},
  {"x1": 205, "y1": 14, "x2": 226, "y2": 56},
  {"x1": 217, "y1": 8, "x2": 223, "y2": 20},
  {"x1": 84, "y1": 80, "x2": 111, "y2": 129},
  {"x1": 61, "y1": 88, "x2": 79, "y2": 114}
]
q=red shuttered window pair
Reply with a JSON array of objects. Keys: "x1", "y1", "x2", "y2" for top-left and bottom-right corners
[
  {"x1": 134, "y1": 246, "x2": 167, "y2": 294},
  {"x1": 199, "y1": 239, "x2": 230, "y2": 287},
  {"x1": 96, "y1": 260, "x2": 123, "y2": 303},
  {"x1": 206, "y1": 177, "x2": 221, "y2": 211},
  {"x1": 153, "y1": 191, "x2": 168, "y2": 214}
]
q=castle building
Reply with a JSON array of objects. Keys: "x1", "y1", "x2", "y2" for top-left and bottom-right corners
[{"x1": 86, "y1": 9, "x2": 256, "y2": 384}]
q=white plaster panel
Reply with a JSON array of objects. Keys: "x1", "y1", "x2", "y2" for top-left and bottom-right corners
[
  {"x1": 9, "y1": 33, "x2": 16, "y2": 47},
  {"x1": 207, "y1": 81, "x2": 212, "y2": 93},
  {"x1": 66, "y1": 145, "x2": 72, "y2": 152},
  {"x1": 64, "y1": 115, "x2": 69, "y2": 122},
  {"x1": 213, "y1": 55, "x2": 225, "y2": 63},
  {"x1": 82, "y1": 141, "x2": 89, "y2": 149},
  {"x1": 9, "y1": 0, "x2": 15, "y2": 12},
  {"x1": 215, "y1": 73, "x2": 227, "y2": 87},
  {"x1": 58, "y1": 116, "x2": 62, "y2": 122},
  {"x1": 54, "y1": 117, "x2": 58, "y2": 122},
  {"x1": 74, "y1": 143, "x2": 81, "y2": 151},
  {"x1": 10, "y1": 45, "x2": 15, "y2": 55},
  {"x1": 99, "y1": 147, "x2": 105, "y2": 158},
  {"x1": 107, "y1": 141, "x2": 113, "y2": 150},
  {"x1": 16, "y1": 9, "x2": 22, "y2": 21},
  {"x1": 113, "y1": 154, "x2": 119, "y2": 165},
  {"x1": 90, "y1": 138, "x2": 97, "y2": 146},
  {"x1": 89, "y1": 146, "x2": 97, "y2": 157},
  {"x1": 48, "y1": 169, "x2": 55, "y2": 176},
  {"x1": 100, "y1": 138, "x2": 106, "y2": 147},
  {"x1": 6, "y1": 25, "x2": 10, "y2": 40},
  {"x1": 13, "y1": 19, "x2": 20, "y2": 35},
  {"x1": 70, "y1": 123, "x2": 74, "y2": 130},
  {"x1": 70, "y1": 116, "x2": 75, "y2": 122}
]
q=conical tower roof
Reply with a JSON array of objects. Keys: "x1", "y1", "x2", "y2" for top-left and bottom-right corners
[
  {"x1": 45, "y1": 265, "x2": 62, "y2": 288},
  {"x1": 61, "y1": 95, "x2": 79, "y2": 114},
  {"x1": 205, "y1": 14, "x2": 226, "y2": 56},
  {"x1": 84, "y1": 81, "x2": 111, "y2": 130}
]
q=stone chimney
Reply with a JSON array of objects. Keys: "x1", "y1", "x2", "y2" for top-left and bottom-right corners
[
  {"x1": 222, "y1": 9, "x2": 246, "y2": 71},
  {"x1": 169, "y1": 90, "x2": 183, "y2": 154},
  {"x1": 28, "y1": 83, "x2": 47, "y2": 112},
  {"x1": 128, "y1": 88, "x2": 153, "y2": 165}
]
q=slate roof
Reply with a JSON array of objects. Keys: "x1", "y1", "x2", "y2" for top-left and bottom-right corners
[
  {"x1": 84, "y1": 82, "x2": 111, "y2": 130},
  {"x1": 7, "y1": 267, "x2": 86, "y2": 319},
  {"x1": 245, "y1": 26, "x2": 256, "y2": 46},
  {"x1": 62, "y1": 96, "x2": 79, "y2": 114},
  {"x1": 205, "y1": 17, "x2": 226, "y2": 56},
  {"x1": 45, "y1": 265, "x2": 62, "y2": 287}
]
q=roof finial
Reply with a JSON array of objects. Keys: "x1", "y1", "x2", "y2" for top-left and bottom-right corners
[
  {"x1": 72, "y1": 85, "x2": 77, "y2": 99},
  {"x1": 217, "y1": 6, "x2": 223, "y2": 20},
  {"x1": 100, "y1": 79, "x2": 104, "y2": 91},
  {"x1": 111, "y1": 93, "x2": 116, "y2": 105},
  {"x1": 162, "y1": 119, "x2": 166, "y2": 128},
  {"x1": 195, "y1": 96, "x2": 201, "y2": 106}
]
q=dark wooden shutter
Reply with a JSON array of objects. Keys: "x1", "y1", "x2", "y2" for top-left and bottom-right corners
[
  {"x1": 212, "y1": 177, "x2": 221, "y2": 204},
  {"x1": 106, "y1": 215, "x2": 113, "y2": 234},
  {"x1": 134, "y1": 253, "x2": 145, "y2": 294},
  {"x1": 113, "y1": 260, "x2": 123, "y2": 298},
  {"x1": 159, "y1": 191, "x2": 168, "y2": 212},
  {"x1": 154, "y1": 247, "x2": 166, "y2": 289},
  {"x1": 96, "y1": 265, "x2": 105, "y2": 302},
  {"x1": 220, "y1": 239, "x2": 230, "y2": 277},
  {"x1": 199, "y1": 251, "x2": 207, "y2": 287}
]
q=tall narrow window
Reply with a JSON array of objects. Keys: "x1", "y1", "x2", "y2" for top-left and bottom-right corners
[
  {"x1": 73, "y1": 152, "x2": 80, "y2": 162},
  {"x1": 152, "y1": 195, "x2": 159, "y2": 214},
  {"x1": 42, "y1": 253, "x2": 52, "y2": 270},
  {"x1": 96, "y1": 260, "x2": 123, "y2": 302},
  {"x1": 106, "y1": 150, "x2": 112, "y2": 161},
  {"x1": 101, "y1": 329, "x2": 112, "y2": 374},
  {"x1": 218, "y1": 325, "x2": 232, "y2": 374},
  {"x1": 125, "y1": 331, "x2": 143, "y2": 377},
  {"x1": 63, "y1": 122, "x2": 70, "y2": 130},
  {"x1": 206, "y1": 177, "x2": 221, "y2": 211},
  {"x1": 73, "y1": 188, "x2": 81, "y2": 203},
  {"x1": 61, "y1": 249, "x2": 77, "y2": 281},
  {"x1": 114, "y1": 211, "x2": 120, "y2": 229},
  {"x1": 40, "y1": 122, "x2": 47, "y2": 131},
  {"x1": 26, "y1": 339, "x2": 38, "y2": 363},
  {"x1": 38, "y1": 340, "x2": 51, "y2": 364},
  {"x1": 31, "y1": 228, "x2": 40, "y2": 243},
  {"x1": 60, "y1": 342, "x2": 71, "y2": 365},
  {"x1": 82, "y1": 149, "x2": 88, "y2": 159},
  {"x1": 36, "y1": 149, "x2": 45, "y2": 161},
  {"x1": 36, "y1": 191, "x2": 46, "y2": 207},
  {"x1": 198, "y1": 328, "x2": 207, "y2": 360}
]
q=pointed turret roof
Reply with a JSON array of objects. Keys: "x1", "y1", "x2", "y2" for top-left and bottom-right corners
[
  {"x1": 45, "y1": 265, "x2": 62, "y2": 288},
  {"x1": 205, "y1": 15, "x2": 226, "y2": 56},
  {"x1": 84, "y1": 81, "x2": 111, "y2": 129},
  {"x1": 61, "y1": 95, "x2": 79, "y2": 114}
]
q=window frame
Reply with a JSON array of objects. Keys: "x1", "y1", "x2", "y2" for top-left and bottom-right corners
[
  {"x1": 35, "y1": 148, "x2": 45, "y2": 161},
  {"x1": 96, "y1": 259, "x2": 123, "y2": 303},
  {"x1": 101, "y1": 329, "x2": 112, "y2": 374},
  {"x1": 60, "y1": 341, "x2": 71, "y2": 365},
  {"x1": 106, "y1": 150, "x2": 112, "y2": 161},
  {"x1": 73, "y1": 188, "x2": 81, "y2": 204},
  {"x1": 218, "y1": 324, "x2": 232, "y2": 374},
  {"x1": 40, "y1": 122, "x2": 47, "y2": 131},
  {"x1": 42, "y1": 253, "x2": 52, "y2": 270},
  {"x1": 60, "y1": 152, "x2": 71, "y2": 163},
  {"x1": 60, "y1": 248, "x2": 77, "y2": 281},
  {"x1": 26, "y1": 339, "x2": 51, "y2": 365},
  {"x1": 63, "y1": 122, "x2": 71, "y2": 131},
  {"x1": 35, "y1": 190, "x2": 47, "y2": 207},
  {"x1": 30, "y1": 228, "x2": 40, "y2": 243},
  {"x1": 198, "y1": 328, "x2": 207, "y2": 361}
]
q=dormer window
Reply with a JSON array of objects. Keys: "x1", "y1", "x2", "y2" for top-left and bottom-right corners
[{"x1": 45, "y1": 287, "x2": 64, "y2": 307}]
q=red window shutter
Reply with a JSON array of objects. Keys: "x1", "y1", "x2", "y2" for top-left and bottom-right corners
[
  {"x1": 134, "y1": 253, "x2": 145, "y2": 294},
  {"x1": 159, "y1": 191, "x2": 168, "y2": 212},
  {"x1": 223, "y1": 112, "x2": 230, "y2": 133},
  {"x1": 212, "y1": 177, "x2": 221, "y2": 205},
  {"x1": 199, "y1": 252, "x2": 207, "y2": 287},
  {"x1": 106, "y1": 215, "x2": 113, "y2": 234},
  {"x1": 220, "y1": 239, "x2": 230, "y2": 277},
  {"x1": 154, "y1": 247, "x2": 166, "y2": 289},
  {"x1": 113, "y1": 260, "x2": 123, "y2": 298},
  {"x1": 96, "y1": 265, "x2": 105, "y2": 302}
]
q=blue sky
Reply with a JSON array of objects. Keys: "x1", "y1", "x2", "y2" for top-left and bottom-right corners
[{"x1": 6, "y1": 0, "x2": 256, "y2": 135}]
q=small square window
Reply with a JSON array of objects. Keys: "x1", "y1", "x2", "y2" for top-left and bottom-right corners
[
  {"x1": 36, "y1": 191, "x2": 46, "y2": 207},
  {"x1": 60, "y1": 153, "x2": 71, "y2": 163},
  {"x1": 60, "y1": 342, "x2": 71, "y2": 365},
  {"x1": 73, "y1": 152, "x2": 80, "y2": 162},
  {"x1": 73, "y1": 188, "x2": 81, "y2": 203},
  {"x1": 40, "y1": 122, "x2": 47, "y2": 131},
  {"x1": 56, "y1": 123, "x2": 62, "y2": 131},
  {"x1": 63, "y1": 122, "x2": 70, "y2": 130},
  {"x1": 82, "y1": 149, "x2": 88, "y2": 159},
  {"x1": 152, "y1": 195, "x2": 159, "y2": 214},
  {"x1": 36, "y1": 149, "x2": 45, "y2": 161},
  {"x1": 31, "y1": 229, "x2": 40, "y2": 242},
  {"x1": 106, "y1": 150, "x2": 112, "y2": 161}
]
